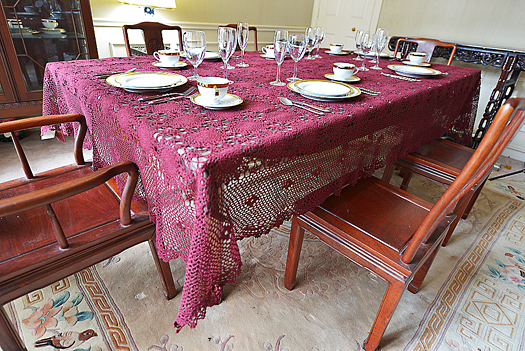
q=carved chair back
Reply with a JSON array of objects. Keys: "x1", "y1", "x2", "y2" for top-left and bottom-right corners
[
  {"x1": 394, "y1": 38, "x2": 457, "y2": 65},
  {"x1": 123, "y1": 21, "x2": 183, "y2": 56}
]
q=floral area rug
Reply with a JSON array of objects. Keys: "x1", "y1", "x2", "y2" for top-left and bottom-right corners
[{"x1": 3, "y1": 173, "x2": 525, "y2": 351}]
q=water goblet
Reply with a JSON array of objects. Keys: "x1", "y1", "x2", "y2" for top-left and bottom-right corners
[
  {"x1": 314, "y1": 26, "x2": 326, "y2": 58},
  {"x1": 359, "y1": 31, "x2": 375, "y2": 71},
  {"x1": 182, "y1": 30, "x2": 206, "y2": 81},
  {"x1": 371, "y1": 28, "x2": 388, "y2": 70},
  {"x1": 304, "y1": 27, "x2": 318, "y2": 60},
  {"x1": 237, "y1": 22, "x2": 249, "y2": 67},
  {"x1": 269, "y1": 30, "x2": 288, "y2": 86},
  {"x1": 287, "y1": 33, "x2": 307, "y2": 81},
  {"x1": 218, "y1": 27, "x2": 236, "y2": 80},
  {"x1": 354, "y1": 29, "x2": 364, "y2": 61}
]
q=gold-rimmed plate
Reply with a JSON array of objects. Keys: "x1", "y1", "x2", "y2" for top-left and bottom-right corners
[
  {"x1": 387, "y1": 64, "x2": 442, "y2": 78},
  {"x1": 190, "y1": 94, "x2": 243, "y2": 110},
  {"x1": 288, "y1": 79, "x2": 361, "y2": 101},
  {"x1": 106, "y1": 71, "x2": 187, "y2": 92},
  {"x1": 152, "y1": 61, "x2": 188, "y2": 70}
]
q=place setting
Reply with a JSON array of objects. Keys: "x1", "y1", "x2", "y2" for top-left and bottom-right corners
[
  {"x1": 191, "y1": 77, "x2": 243, "y2": 110},
  {"x1": 325, "y1": 43, "x2": 352, "y2": 56},
  {"x1": 105, "y1": 70, "x2": 188, "y2": 93},
  {"x1": 324, "y1": 62, "x2": 361, "y2": 83},
  {"x1": 152, "y1": 49, "x2": 188, "y2": 70}
]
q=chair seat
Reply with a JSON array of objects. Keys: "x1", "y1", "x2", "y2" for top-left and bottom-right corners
[
  {"x1": 304, "y1": 176, "x2": 445, "y2": 275},
  {"x1": 0, "y1": 164, "x2": 154, "y2": 304}
]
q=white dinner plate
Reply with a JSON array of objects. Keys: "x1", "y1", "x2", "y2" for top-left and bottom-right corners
[
  {"x1": 387, "y1": 64, "x2": 443, "y2": 78},
  {"x1": 203, "y1": 52, "x2": 221, "y2": 60},
  {"x1": 325, "y1": 50, "x2": 352, "y2": 55},
  {"x1": 288, "y1": 80, "x2": 360, "y2": 101},
  {"x1": 402, "y1": 60, "x2": 431, "y2": 67},
  {"x1": 152, "y1": 61, "x2": 188, "y2": 70},
  {"x1": 107, "y1": 71, "x2": 187, "y2": 92},
  {"x1": 324, "y1": 73, "x2": 361, "y2": 83},
  {"x1": 190, "y1": 94, "x2": 243, "y2": 110}
]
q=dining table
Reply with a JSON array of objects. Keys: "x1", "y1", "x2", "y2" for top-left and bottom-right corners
[{"x1": 42, "y1": 49, "x2": 481, "y2": 331}]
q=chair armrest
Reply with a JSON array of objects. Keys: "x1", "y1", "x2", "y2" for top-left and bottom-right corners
[{"x1": 0, "y1": 161, "x2": 139, "y2": 226}]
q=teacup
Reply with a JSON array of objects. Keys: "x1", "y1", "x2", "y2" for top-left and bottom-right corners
[
  {"x1": 153, "y1": 49, "x2": 180, "y2": 66},
  {"x1": 262, "y1": 45, "x2": 275, "y2": 58},
  {"x1": 333, "y1": 63, "x2": 356, "y2": 79},
  {"x1": 330, "y1": 43, "x2": 344, "y2": 53},
  {"x1": 197, "y1": 77, "x2": 230, "y2": 102},
  {"x1": 42, "y1": 19, "x2": 58, "y2": 29},
  {"x1": 408, "y1": 52, "x2": 428, "y2": 65}
]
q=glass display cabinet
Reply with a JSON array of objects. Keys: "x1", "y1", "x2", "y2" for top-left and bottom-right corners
[{"x1": 0, "y1": 0, "x2": 97, "y2": 119}]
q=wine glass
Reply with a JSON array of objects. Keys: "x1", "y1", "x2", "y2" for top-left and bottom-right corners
[
  {"x1": 359, "y1": 31, "x2": 375, "y2": 71},
  {"x1": 182, "y1": 30, "x2": 206, "y2": 81},
  {"x1": 218, "y1": 27, "x2": 236, "y2": 80},
  {"x1": 269, "y1": 30, "x2": 288, "y2": 86},
  {"x1": 287, "y1": 33, "x2": 307, "y2": 81},
  {"x1": 314, "y1": 26, "x2": 326, "y2": 58},
  {"x1": 371, "y1": 28, "x2": 388, "y2": 70},
  {"x1": 237, "y1": 22, "x2": 249, "y2": 67},
  {"x1": 304, "y1": 27, "x2": 318, "y2": 60},
  {"x1": 354, "y1": 29, "x2": 364, "y2": 61}
]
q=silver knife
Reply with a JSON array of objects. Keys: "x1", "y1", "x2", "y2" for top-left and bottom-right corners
[{"x1": 287, "y1": 99, "x2": 331, "y2": 113}]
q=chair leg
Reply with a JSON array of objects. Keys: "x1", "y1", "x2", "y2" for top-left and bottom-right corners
[
  {"x1": 284, "y1": 216, "x2": 305, "y2": 290},
  {"x1": 148, "y1": 235, "x2": 177, "y2": 300},
  {"x1": 0, "y1": 305, "x2": 27, "y2": 351},
  {"x1": 400, "y1": 169, "x2": 413, "y2": 190},
  {"x1": 441, "y1": 193, "x2": 472, "y2": 247},
  {"x1": 407, "y1": 248, "x2": 439, "y2": 293},
  {"x1": 363, "y1": 281, "x2": 405, "y2": 351},
  {"x1": 381, "y1": 165, "x2": 395, "y2": 183},
  {"x1": 461, "y1": 178, "x2": 487, "y2": 219}
]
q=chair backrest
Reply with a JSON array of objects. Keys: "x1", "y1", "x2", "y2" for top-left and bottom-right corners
[
  {"x1": 122, "y1": 21, "x2": 183, "y2": 56},
  {"x1": 402, "y1": 97, "x2": 525, "y2": 263},
  {"x1": 394, "y1": 38, "x2": 457, "y2": 65},
  {"x1": 223, "y1": 24, "x2": 258, "y2": 51}
]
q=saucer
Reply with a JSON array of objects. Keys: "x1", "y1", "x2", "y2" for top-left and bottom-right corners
[
  {"x1": 260, "y1": 53, "x2": 276, "y2": 59},
  {"x1": 402, "y1": 60, "x2": 431, "y2": 67},
  {"x1": 326, "y1": 50, "x2": 351, "y2": 55},
  {"x1": 190, "y1": 94, "x2": 243, "y2": 110},
  {"x1": 152, "y1": 61, "x2": 188, "y2": 70},
  {"x1": 325, "y1": 73, "x2": 361, "y2": 83}
]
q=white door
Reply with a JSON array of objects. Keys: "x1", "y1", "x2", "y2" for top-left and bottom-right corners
[{"x1": 311, "y1": 0, "x2": 383, "y2": 51}]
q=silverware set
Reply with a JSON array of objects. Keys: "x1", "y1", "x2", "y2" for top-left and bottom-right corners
[
  {"x1": 146, "y1": 87, "x2": 198, "y2": 105},
  {"x1": 278, "y1": 97, "x2": 327, "y2": 115},
  {"x1": 381, "y1": 72, "x2": 421, "y2": 82},
  {"x1": 95, "y1": 68, "x2": 136, "y2": 79},
  {"x1": 358, "y1": 87, "x2": 381, "y2": 96}
]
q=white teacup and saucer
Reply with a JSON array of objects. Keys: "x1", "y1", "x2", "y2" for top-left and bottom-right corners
[
  {"x1": 403, "y1": 52, "x2": 431, "y2": 67},
  {"x1": 325, "y1": 63, "x2": 360, "y2": 83},
  {"x1": 261, "y1": 45, "x2": 275, "y2": 59},
  {"x1": 153, "y1": 49, "x2": 186, "y2": 69},
  {"x1": 192, "y1": 77, "x2": 243, "y2": 110},
  {"x1": 326, "y1": 44, "x2": 350, "y2": 55}
]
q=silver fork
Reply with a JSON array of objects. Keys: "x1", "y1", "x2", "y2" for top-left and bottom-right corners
[
  {"x1": 139, "y1": 87, "x2": 196, "y2": 102},
  {"x1": 148, "y1": 91, "x2": 198, "y2": 105}
]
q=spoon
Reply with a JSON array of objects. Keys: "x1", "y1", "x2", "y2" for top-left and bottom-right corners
[{"x1": 278, "y1": 97, "x2": 324, "y2": 115}]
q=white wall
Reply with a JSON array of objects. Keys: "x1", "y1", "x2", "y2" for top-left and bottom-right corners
[{"x1": 377, "y1": 0, "x2": 525, "y2": 161}]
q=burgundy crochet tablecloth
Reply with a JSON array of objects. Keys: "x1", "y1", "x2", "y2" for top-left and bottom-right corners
[{"x1": 42, "y1": 50, "x2": 480, "y2": 330}]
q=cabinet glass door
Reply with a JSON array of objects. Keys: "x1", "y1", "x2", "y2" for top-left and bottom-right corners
[{"x1": 1, "y1": 0, "x2": 97, "y2": 99}]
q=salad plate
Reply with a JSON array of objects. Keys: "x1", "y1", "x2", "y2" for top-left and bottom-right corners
[
  {"x1": 288, "y1": 79, "x2": 360, "y2": 101},
  {"x1": 387, "y1": 64, "x2": 443, "y2": 78},
  {"x1": 190, "y1": 94, "x2": 243, "y2": 110}
]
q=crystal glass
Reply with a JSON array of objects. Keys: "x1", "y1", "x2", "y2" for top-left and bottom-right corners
[
  {"x1": 359, "y1": 31, "x2": 374, "y2": 71},
  {"x1": 287, "y1": 33, "x2": 307, "y2": 81},
  {"x1": 237, "y1": 22, "x2": 249, "y2": 67},
  {"x1": 354, "y1": 29, "x2": 364, "y2": 61},
  {"x1": 304, "y1": 27, "x2": 319, "y2": 60},
  {"x1": 183, "y1": 31, "x2": 206, "y2": 81},
  {"x1": 270, "y1": 30, "x2": 288, "y2": 86},
  {"x1": 371, "y1": 28, "x2": 389, "y2": 70},
  {"x1": 314, "y1": 27, "x2": 326, "y2": 58},
  {"x1": 218, "y1": 27, "x2": 236, "y2": 79}
]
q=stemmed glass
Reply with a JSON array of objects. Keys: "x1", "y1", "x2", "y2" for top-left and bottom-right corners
[
  {"x1": 218, "y1": 27, "x2": 236, "y2": 80},
  {"x1": 314, "y1": 26, "x2": 326, "y2": 58},
  {"x1": 237, "y1": 22, "x2": 249, "y2": 67},
  {"x1": 182, "y1": 30, "x2": 206, "y2": 81},
  {"x1": 269, "y1": 30, "x2": 288, "y2": 86},
  {"x1": 359, "y1": 31, "x2": 375, "y2": 71},
  {"x1": 304, "y1": 27, "x2": 318, "y2": 60},
  {"x1": 287, "y1": 33, "x2": 307, "y2": 81},
  {"x1": 371, "y1": 28, "x2": 388, "y2": 70},
  {"x1": 354, "y1": 29, "x2": 364, "y2": 61}
]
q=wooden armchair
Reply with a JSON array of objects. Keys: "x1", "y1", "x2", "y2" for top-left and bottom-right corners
[
  {"x1": 123, "y1": 21, "x2": 183, "y2": 56},
  {"x1": 0, "y1": 114, "x2": 176, "y2": 351},
  {"x1": 284, "y1": 98, "x2": 525, "y2": 351},
  {"x1": 393, "y1": 38, "x2": 457, "y2": 65},
  {"x1": 223, "y1": 24, "x2": 258, "y2": 51}
]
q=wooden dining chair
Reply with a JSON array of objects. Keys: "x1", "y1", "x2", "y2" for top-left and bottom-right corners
[
  {"x1": 122, "y1": 21, "x2": 183, "y2": 56},
  {"x1": 284, "y1": 98, "x2": 525, "y2": 351},
  {"x1": 393, "y1": 38, "x2": 457, "y2": 65},
  {"x1": 0, "y1": 114, "x2": 176, "y2": 351},
  {"x1": 223, "y1": 24, "x2": 258, "y2": 51}
]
